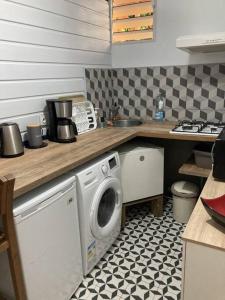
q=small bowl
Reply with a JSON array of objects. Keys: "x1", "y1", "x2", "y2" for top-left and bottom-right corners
[{"x1": 201, "y1": 194, "x2": 225, "y2": 227}]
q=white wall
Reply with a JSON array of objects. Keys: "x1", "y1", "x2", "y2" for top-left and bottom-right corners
[
  {"x1": 0, "y1": 0, "x2": 111, "y2": 134},
  {"x1": 112, "y1": 0, "x2": 225, "y2": 68}
]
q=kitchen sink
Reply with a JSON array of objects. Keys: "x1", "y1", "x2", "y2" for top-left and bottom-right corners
[{"x1": 112, "y1": 119, "x2": 143, "y2": 127}]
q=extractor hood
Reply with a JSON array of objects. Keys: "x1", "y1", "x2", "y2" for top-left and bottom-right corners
[{"x1": 176, "y1": 32, "x2": 225, "y2": 53}]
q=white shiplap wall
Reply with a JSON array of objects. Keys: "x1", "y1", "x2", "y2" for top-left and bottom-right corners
[{"x1": 0, "y1": 0, "x2": 111, "y2": 134}]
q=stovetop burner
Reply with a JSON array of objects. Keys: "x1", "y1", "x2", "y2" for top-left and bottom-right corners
[{"x1": 171, "y1": 120, "x2": 225, "y2": 136}]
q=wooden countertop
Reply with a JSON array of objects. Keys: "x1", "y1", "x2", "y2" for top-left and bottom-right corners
[
  {"x1": 0, "y1": 121, "x2": 216, "y2": 199},
  {"x1": 0, "y1": 127, "x2": 136, "y2": 198},
  {"x1": 137, "y1": 122, "x2": 216, "y2": 142},
  {"x1": 183, "y1": 172, "x2": 225, "y2": 251}
]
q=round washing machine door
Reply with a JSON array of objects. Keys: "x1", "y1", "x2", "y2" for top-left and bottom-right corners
[{"x1": 90, "y1": 177, "x2": 122, "y2": 239}]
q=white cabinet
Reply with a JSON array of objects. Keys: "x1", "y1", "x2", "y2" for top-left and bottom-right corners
[
  {"x1": 182, "y1": 241, "x2": 225, "y2": 300},
  {"x1": 118, "y1": 143, "x2": 164, "y2": 203}
]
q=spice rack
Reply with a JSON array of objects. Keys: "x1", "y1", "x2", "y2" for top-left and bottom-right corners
[{"x1": 112, "y1": 0, "x2": 154, "y2": 43}]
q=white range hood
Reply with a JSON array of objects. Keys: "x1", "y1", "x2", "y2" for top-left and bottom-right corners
[{"x1": 176, "y1": 32, "x2": 225, "y2": 53}]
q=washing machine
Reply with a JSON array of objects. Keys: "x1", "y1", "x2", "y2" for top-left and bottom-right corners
[{"x1": 74, "y1": 151, "x2": 122, "y2": 275}]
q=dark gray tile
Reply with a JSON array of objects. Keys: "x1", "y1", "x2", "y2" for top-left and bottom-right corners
[{"x1": 219, "y1": 64, "x2": 225, "y2": 75}]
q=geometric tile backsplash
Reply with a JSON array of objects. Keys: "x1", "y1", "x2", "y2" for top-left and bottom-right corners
[
  {"x1": 85, "y1": 63, "x2": 225, "y2": 122},
  {"x1": 85, "y1": 68, "x2": 113, "y2": 118}
]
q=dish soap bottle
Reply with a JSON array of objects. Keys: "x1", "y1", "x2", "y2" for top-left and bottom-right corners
[{"x1": 154, "y1": 92, "x2": 165, "y2": 121}]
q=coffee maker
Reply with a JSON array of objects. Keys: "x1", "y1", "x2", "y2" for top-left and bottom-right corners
[{"x1": 46, "y1": 99, "x2": 78, "y2": 143}]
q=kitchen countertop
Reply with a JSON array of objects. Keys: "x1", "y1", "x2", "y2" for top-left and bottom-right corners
[
  {"x1": 137, "y1": 122, "x2": 217, "y2": 142},
  {"x1": 0, "y1": 122, "x2": 217, "y2": 198},
  {"x1": 1, "y1": 121, "x2": 223, "y2": 250},
  {"x1": 183, "y1": 172, "x2": 225, "y2": 251},
  {"x1": 0, "y1": 127, "x2": 136, "y2": 198}
]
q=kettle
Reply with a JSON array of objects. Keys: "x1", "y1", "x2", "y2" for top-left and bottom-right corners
[{"x1": 0, "y1": 123, "x2": 24, "y2": 157}]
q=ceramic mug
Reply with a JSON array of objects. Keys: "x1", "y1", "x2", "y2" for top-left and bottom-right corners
[{"x1": 27, "y1": 124, "x2": 43, "y2": 148}]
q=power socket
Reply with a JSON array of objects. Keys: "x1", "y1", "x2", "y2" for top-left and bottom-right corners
[{"x1": 39, "y1": 112, "x2": 47, "y2": 126}]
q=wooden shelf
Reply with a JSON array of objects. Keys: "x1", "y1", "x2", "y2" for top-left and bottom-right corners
[
  {"x1": 113, "y1": 38, "x2": 152, "y2": 44},
  {"x1": 179, "y1": 157, "x2": 211, "y2": 178},
  {"x1": 113, "y1": 28, "x2": 152, "y2": 35},
  {"x1": 113, "y1": 29, "x2": 153, "y2": 43},
  {"x1": 113, "y1": 15, "x2": 153, "y2": 23},
  {"x1": 113, "y1": 0, "x2": 151, "y2": 8}
]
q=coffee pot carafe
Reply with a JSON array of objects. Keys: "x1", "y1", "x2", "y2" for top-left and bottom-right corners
[
  {"x1": 46, "y1": 99, "x2": 78, "y2": 143},
  {"x1": 0, "y1": 123, "x2": 24, "y2": 157},
  {"x1": 57, "y1": 119, "x2": 77, "y2": 141}
]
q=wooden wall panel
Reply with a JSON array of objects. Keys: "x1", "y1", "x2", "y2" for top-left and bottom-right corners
[
  {"x1": 6, "y1": 0, "x2": 109, "y2": 27},
  {"x1": 0, "y1": 20, "x2": 110, "y2": 53},
  {"x1": 0, "y1": 1, "x2": 109, "y2": 40},
  {"x1": 0, "y1": 0, "x2": 111, "y2": 130}
]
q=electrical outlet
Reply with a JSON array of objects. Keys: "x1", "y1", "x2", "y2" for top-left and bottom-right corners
[{"x1": 39, "y1": 112, "x2": 47, "y2": 126}]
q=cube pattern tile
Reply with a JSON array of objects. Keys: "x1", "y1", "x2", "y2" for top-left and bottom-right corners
[
  {"x1": 71, "y1": 200, "x2": 185, "y2": 300},
  {"x1": 85, "y1": 68, "x2": 113, "y2": 118},
  {"x1": 85, "y1": 63, "x2": 225, "y2": 122}
]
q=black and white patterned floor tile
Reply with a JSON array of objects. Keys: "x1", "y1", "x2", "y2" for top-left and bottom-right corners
[{"x1": 71, "y1": 200, "x2": 185, "y2": 300}]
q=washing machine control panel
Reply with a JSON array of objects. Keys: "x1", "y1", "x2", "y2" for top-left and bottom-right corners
[
  {"x1": 101, "y1": 164, "x2": 108, "y2": 175},
  {"x1": 109, "y1": 157, "x2": 117, "y2": 169}
]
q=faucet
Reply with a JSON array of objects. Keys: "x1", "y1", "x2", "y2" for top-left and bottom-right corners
[{"x1": 109, "y1": 103, "x2": 121, "y2": 121}]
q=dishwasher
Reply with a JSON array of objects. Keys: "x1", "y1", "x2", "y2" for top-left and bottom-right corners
[{"x1": 0, "y1": 174, "x2": 83, "y2": 300}]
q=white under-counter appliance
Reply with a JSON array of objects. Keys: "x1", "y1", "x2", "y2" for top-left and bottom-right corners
[
  {"x1": 74, "y1": 152, "x2": 122, "y2": 275},
  {"x1": 1, "y1": 175, "x2": 83, "y2": 300},
  {"x1": 117, "y1": 143, "x2": 164, "y2": 203}
]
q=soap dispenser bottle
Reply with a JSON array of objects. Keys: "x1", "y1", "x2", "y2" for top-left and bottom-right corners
[{"x1": 154, "y1": 92, "x2": 165, "y2": 121}]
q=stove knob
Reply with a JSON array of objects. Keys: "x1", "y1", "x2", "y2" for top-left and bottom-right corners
[{"x1": 101, "y1": 165, "x2": 108, "y2": 175}]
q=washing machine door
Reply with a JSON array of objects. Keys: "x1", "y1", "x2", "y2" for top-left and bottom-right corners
[{"x1": 90, "y1": 177, "x2": 122, "y2": 239}]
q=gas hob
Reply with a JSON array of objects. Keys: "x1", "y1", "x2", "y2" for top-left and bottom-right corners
[{"x1": 170, "y1": 120, "x2": 225, "y2": 136}]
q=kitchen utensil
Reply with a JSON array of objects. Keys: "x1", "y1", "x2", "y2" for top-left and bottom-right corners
[
  {"x1": 57, "y1": 119, "x2": 77, "y2": 141},
  {"x1": 27, "y1": 124, "x2": 43, "y2": 148},
  {"x1": 72, "y1": 101, "x2": 97, "y2": 134},
  {"x1": 0, "y1": 122, "x2": 24, "y2": 157}
]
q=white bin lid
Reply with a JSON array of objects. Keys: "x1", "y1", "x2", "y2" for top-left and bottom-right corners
[{"x1": 171, "y1": 181, "x2": 199, "y2": 198}]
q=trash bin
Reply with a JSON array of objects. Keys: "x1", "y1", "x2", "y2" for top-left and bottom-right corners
[{"x1": 171, "y1": 181, "x2": 199, "y2": 223}]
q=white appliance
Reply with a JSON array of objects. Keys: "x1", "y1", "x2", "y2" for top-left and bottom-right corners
[
  {"x1": 117, "y1": 143, "x2": 164, "y2": 203},
  {"x1": 12, "y1": 175, "x2": 82, "y2": 300},
  {"x1": 176, "y1": 32, "x2": 225, "y2": 53},
  {"x1": 74, "y1": 152, "x2": 122, "y2": 275},
  {"x1": 72, "y1": 101, "x2": 97, "y2": 134}
]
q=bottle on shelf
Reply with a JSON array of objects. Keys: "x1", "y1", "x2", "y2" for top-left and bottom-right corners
[{"x1": 154, "y1": 92, "x2": 165, "y2": 121}]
